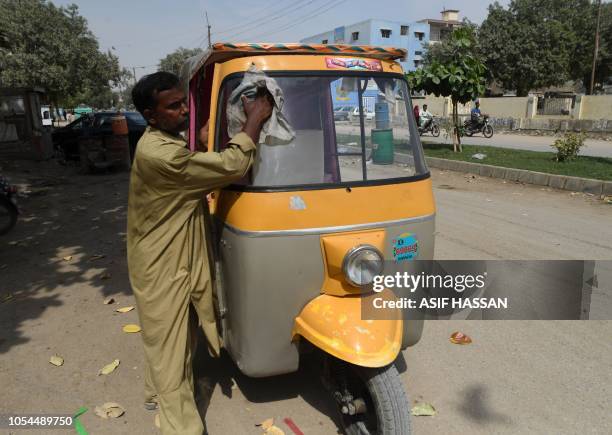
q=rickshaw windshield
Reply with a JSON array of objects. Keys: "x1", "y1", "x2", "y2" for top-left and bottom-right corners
[{"x1": 216, "y1": 73, "x2": 428, "y2": 189}]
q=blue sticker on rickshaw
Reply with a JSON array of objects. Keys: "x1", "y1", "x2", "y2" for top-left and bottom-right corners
[{"x1": 392, "y1": 232, "x2": 419, "y2": 262}]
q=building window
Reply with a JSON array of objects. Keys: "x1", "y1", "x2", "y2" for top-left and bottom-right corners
[
  {"x1": 380, "y1": 29, "x2": 391, "y2": 38},
  {"x1": 414, "y1": 51, "x2": 422, "y2": 56},
  {"x1": 352, "y1": 31, "x2": 359, "y2": 41},
  {"x1": 322, "y1": 39, "x2": 328, "y2": 44},
  {"x1": 401, "y1": 25, "x2": 408, "y2": 35},
  {"x1": 414, "y1": 32, "x2": 424, "y2": 41}
]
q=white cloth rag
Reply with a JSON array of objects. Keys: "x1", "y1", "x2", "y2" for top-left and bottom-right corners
[{"x1": 227, "y1": 64, "x2": 295, "y2": 145}]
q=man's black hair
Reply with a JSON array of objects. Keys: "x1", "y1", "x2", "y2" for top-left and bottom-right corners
[{"x1": 132, "y1": 71, "x2": 180, "y2": 115}]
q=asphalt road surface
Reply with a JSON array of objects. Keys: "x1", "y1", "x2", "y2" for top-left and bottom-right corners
[{"x1": 0, "y1": 161, "x2": 610, "y2": 435}]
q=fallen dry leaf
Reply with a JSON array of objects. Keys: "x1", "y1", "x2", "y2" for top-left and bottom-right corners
[
  {"x1": 89, "y1": 254, "x2": 106, "y2": 261},
  {"x1": 256, "y1": 418, "x2": 274, "y2": 430},
  {"x1": 154, "y1": 413, "x2": 160, "y2": 428},
  {"x1": 49, "y1": 355, "x2": 64, "y2": 366},
  {"x1": 450, "y1": 331, "x2": 472, "y2": 345},
  {"x1": 103, "y1": 297, "x2": 115, "y2": 305},
  {"x1": 115, "y1": 306, "x2": 134, "y2": 313},
  {"x1": 62, "y1": 255, "x2": 73, "y2": 261},
  {"x1": 98, "y1": 359, "x2": 120, "y2": 376},
  {"x1": 411, "y1": 402, "x2": 437, "y2": 416},
  {"x1": 94, "y1": 402, "x2": 125, "y2": 419},
  {"x1": 265, "y1": 426, "x2": 285, "y2": 435},
  {"x1": 123, "y1": 324, "x2": 141, "y2": 333}
]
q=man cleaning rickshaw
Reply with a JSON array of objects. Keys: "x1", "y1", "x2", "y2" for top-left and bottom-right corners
[
  {"x1": 127, "y1": 71, "x2": 272, "y2": 435},
  {"x1": 130, "y1": 42, "x2": 434, "y2": 435}
]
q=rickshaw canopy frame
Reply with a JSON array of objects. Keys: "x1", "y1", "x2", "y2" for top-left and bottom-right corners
[{"x1": 181, "y1": 42, "x2": 408, "y2": 85}]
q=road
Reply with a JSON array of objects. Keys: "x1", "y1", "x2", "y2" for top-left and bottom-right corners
[
  {"x1": 0, "y1": 161, "x2": 610, "y2": 435},
  {"x1": 335, "y1": 122, "x2": 612, "y2": 157},
  {"x1": 423, "y1": 131, "x2": 612, "y2": 158}
]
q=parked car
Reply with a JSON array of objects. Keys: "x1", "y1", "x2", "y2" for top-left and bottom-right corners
[
  {"x1": 52, "y1": 111, "x2": 146, "y2": 162},
  {"x1": 352, "y1": 106, "x2": 375, "y2": 120},
  {"x1": 333, "y1": 105, "x2": 355, "y2": 121}
]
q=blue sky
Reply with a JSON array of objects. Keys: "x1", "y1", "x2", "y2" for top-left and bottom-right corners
[{"x1": 53, "y1": 0, "x2": 509, "y2": 78}]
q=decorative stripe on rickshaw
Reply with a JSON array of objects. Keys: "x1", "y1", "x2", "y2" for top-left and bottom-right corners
[{"x1": 211, "y1": 42, "x2": 407, "y2": 60}]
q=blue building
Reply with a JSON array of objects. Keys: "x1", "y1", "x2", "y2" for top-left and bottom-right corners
[{"x1": 300, "y1": 10, "x2": 462, "y2": 72}]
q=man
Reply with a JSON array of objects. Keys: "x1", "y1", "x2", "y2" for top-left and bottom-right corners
[
  {"x1": 470, "y1": 100, "x2": 482, "y2": 128},
  {"x1": 419, "y1": 104, "x2": 433, "y2": 129},
  {"x1": 419, "y1": 104, "x2": 433, "y2": 130},
  {"x1": 127, "y1": 71, "x2": 272, "y2": 435}
]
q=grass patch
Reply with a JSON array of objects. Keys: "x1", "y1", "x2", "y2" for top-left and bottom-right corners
[{"x1": 421, "y1": 142, "x2": 612, "y2": 181}]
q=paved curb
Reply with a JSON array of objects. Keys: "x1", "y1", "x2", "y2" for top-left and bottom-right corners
[
  {"x1": 394, "y1": 152, "x2": 611, "y2": 196},
  {"x1": 426, "y1": 156, "x2": 611, "y2": 196}
]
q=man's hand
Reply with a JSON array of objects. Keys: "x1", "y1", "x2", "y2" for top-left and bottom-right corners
[
  {"x1": 241, "y1": 93, "x2": 273, "y2": 144},
  {"x1": 197, "y1": 119, "x2": 210, "y2": 151}
]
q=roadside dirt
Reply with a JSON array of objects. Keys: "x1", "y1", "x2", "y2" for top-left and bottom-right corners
[{"x1": 1, "y1": 159, "x2": 610, "y2": 435}]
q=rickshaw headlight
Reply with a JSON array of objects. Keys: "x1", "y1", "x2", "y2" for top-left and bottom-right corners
[{"x1": 342, "y1": 245, "x2": 384, "y2": 287}]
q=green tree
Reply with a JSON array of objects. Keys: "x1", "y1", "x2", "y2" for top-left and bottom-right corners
[
  {"x1": 570, "y1": 1, "x2": 612, "y2": 93},
  {"x1": 158, "y1": 47, "x2": 203, "y2": 76},
  {"x1": 0, "y1": 1, "x2": 124, "y2": 109},
  {"x1": 479, "y1": 0, "x2": 610, "y2": 95},
  {"x1": 407, "y1": 27, "x2": 487, "y2": 152}
]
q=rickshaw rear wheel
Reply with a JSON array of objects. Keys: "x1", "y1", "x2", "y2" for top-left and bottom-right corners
[{"x1": 326, "y1": 359, "x2": 412, "y2": 435}]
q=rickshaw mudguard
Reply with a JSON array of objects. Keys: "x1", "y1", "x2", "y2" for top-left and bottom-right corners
[{"x1": 292, "y1": 292, "x2": 402, "y2": 368}]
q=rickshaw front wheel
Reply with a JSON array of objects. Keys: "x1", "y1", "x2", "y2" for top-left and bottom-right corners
[{"x1": 327, "y1": 359, "x2": 412, "y2": 435}]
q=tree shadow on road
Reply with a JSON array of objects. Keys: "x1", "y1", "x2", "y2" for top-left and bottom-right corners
[{"x1": 0, "y1": 159, "x2": 132, "y2": 354}]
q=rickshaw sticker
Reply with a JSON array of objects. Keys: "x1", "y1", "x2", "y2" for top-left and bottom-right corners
[
  {"x1": 289, "y1": 196, "x2": 307, "y2": 210},
  {"x1": 325, "y1": 57, "x2": 383, "y2": 72},
  {"x1": 392, "y1": 232, "x2": 419, "y2": 262}
]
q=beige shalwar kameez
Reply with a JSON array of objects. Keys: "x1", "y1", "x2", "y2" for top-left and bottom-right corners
[{"x1": 127, "y1": 127, "x2": 255, "y2": 435}]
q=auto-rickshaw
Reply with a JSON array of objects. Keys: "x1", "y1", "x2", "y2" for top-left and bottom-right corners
[{"x1": 182, "y1": 43, "x2": 435, "y2": 435}]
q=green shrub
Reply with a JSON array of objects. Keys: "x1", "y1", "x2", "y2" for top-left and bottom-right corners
[{"x1": 551, "y1": 132, "x2": 586, "y2": 162}]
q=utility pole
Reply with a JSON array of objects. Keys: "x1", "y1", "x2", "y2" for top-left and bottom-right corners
[
  {"x1": 590, "y1": 0, "x2": 602, "y2": 95},
  {"x1": 205, "y1": 11, "x2": 212, "y2": 48}
]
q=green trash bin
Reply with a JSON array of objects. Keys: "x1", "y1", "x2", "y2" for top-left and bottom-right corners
[{"x1": 371, "y1": 128, "x2": 394, "y2": 164}]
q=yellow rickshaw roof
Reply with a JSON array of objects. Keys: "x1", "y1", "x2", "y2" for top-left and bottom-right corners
[{"x1": 181, "y1": 43, "x2": 407, "y2": 83}]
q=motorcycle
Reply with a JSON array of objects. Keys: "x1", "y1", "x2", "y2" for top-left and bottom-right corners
[
  {"x1": 418, "y1": 117, "x2": 440, "y2": 137},
  {"x1": 463, "y1": 114, "x2": 494, "y2": 138},
  {"x1": 0, "y1": 175, "x2": 18, "y2": 236}
]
